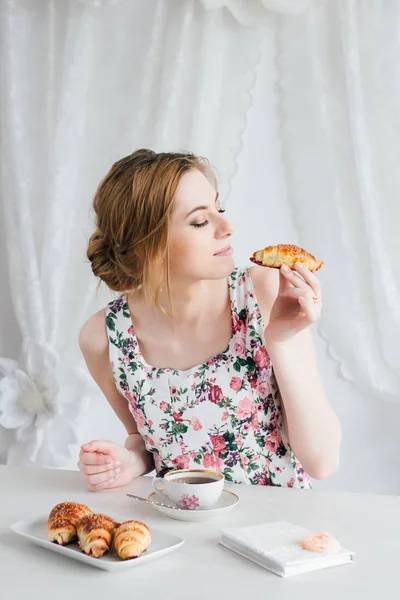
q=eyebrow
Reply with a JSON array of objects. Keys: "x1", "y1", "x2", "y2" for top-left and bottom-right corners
[{"x1": 185, "y1": 192, "x2": 219, "y2": 218}]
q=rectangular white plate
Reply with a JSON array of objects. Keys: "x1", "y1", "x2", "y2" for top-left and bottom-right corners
[{"x1": 10, "y1": 511, "x2": 185, "y2": 571}]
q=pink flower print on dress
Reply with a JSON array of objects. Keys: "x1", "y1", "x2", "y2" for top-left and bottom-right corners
[
  {"x1": 173, "y1": 411, "x2": 183, "y2": 422},
  {"x1": 216, "y1": 456, "x2": 225, "y2": 471},
  {"x1": 125, "y1": 391, "x2": 138, "y2": 406},
  {"x1": 172, "y1": 454, "x2": 191, "y2": 470},
  {"x1": 190, "y1": 416, "x2": 203, "y2": 431},
  {"x1": 170, "y1": 386, "x2": 179, "y2": 397},
  {"x1": 232, "y1": 331, "x2": 247, "y2": 359},
  {"x1": 232, "y1": 312, "x2": 246, "y2": 334},
  {"x1": 210, "y1": 435, "x2": 226, "y2": 454},
  {"x1": 209, "y1": 383, "x2": 223, "y2": 404},
  {"x1": 203, "y1": 453, "x2": 216, "y2": 469},
  {"x1": 230, "y1": 376, "x2": 242, "y2": 391},
  {"x1": 221, "y1": 411, "x2": 229, "y2": 422},
  {"x1": 288, "y1": 478, "x2": 295, "y2": 488},
  {"x1": 180, "y1": 494, "x2": 200, "y2": 510},
  {"x1": 256, "y1": 370, "x2": 270, "y2": 397},
  {"x1": 160, "y1": 401, "x2": 169, "y2": 412},
  {"x1": 254, "y1": 346, "x2": 270, "y2": 371},
  {"x1": 249, "y1": 374, "x2": 258, "y2": 389},
  {"x1": 235, "y1": 396, "x2": 255, "y2": 420},
  {"x1": 265, "y1": 431, "x2": 282, "y2": 452},
  {"x1": 134, "y1": 410, "x2": 146, "y2": 429},
  {"x1": 240, "y1": 454, "x2": 249, "y2": 469},
  {"x1": 248, "y1": 411, "x2": 259, "y2": 431},
  {"x1": 127, "y1": 326, "x2": 134, "y2": 335}
]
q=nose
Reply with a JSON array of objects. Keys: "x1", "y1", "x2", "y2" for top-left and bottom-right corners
[{"x1": 216, "y1": 213, "x2": 234, "y2": 238}]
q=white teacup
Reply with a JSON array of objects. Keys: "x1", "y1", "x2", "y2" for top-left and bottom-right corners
[{"x1": 153, "y1": 469, "x2": 224, "y2": 510}]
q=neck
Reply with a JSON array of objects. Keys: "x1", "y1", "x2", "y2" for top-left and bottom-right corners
[{"x1": 158, "y1": 277, "x2": 228, "y2": 326}]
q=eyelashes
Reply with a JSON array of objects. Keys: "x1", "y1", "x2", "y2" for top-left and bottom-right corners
[
  {"x1": 192, "y1": 221, "x2": 209, "y2": 228},
  {"x1": 191, "y1": 209, "x2": 226, "y2": 228}
]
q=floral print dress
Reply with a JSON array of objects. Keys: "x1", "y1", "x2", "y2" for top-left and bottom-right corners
[{"x1": 106, "y1": 267, "x2": 311, "y2": 488}]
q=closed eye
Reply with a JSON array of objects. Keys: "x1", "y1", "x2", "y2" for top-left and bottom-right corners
[{"x1": 191, "y1": 208, "x2": 226, "y2": 228}]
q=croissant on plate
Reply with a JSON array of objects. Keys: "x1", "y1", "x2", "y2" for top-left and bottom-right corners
[
  {"x1": 47, "y1": 502, "x2": 92, "y2": 546},
  {"x1": 77, "y1": 513, "x2": 118, "y2": 558},
  {"x1": 250, "y1": 244, "x2": 324, "y2": 272},
  {"x1": 114, "y1": 520, "x2": 152, "y2": 560}
]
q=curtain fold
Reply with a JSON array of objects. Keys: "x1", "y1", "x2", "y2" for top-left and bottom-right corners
[{"x1": 200, "y1": 0, "x2": 324, "y2": 21}]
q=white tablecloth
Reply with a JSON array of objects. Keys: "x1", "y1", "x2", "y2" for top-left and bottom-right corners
[{"x1": 0, "y1": 466, "x2": 398, "y2": 598}]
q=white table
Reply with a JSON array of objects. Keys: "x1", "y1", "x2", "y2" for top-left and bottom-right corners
[{"x1": 0, "y1": 466, "x2": 398, "y2": 598}]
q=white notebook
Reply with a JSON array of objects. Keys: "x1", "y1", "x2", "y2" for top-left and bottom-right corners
[{"x1": 219, "y1": 521, "x2": 355, "y2": 578}]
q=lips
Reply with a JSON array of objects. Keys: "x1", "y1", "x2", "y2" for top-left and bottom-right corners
[{"x1": 214, "y1": 246, "x2": 233, "y2": 257}]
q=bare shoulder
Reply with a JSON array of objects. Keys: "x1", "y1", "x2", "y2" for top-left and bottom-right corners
[
  {"x1": 79, "y1": 308, "x2": 108, "y2": 357},
  {"x1": 78, "y1": 308, "x2": 138, "y2": 434},
  {"x1": 248, "y1": 265, "x2": 280, "y2": 324}
]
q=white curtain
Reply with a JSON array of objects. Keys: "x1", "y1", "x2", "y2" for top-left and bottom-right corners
[
  {"x1": 1, "y1": 0, "x2": 399, "y2": 468},
  {"x1": 200, "y1": 3, "x2": 400, "y2": 404},
  {"x1": 0, "y1": 0, "x2": 264, "y2": 465},
  {"x1": 274, "y1": 0, "x2": 400, "y2": 401}
]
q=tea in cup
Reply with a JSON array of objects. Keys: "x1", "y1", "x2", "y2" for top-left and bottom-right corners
[{"x1": 152, "y1": 469, "x2": 224, "y2": 510}]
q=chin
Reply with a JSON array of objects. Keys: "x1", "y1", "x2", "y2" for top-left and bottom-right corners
[{"x1": 206, "y1": 256, "x2": 235, "y2": 279}]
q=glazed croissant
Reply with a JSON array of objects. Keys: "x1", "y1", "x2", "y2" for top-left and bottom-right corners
[
  {"x1": 77, "y1": 513, "x2": 118, "y2": 558},
  {"x1": 250, "y1": 244, "x2": 324, "y2": 272},
  {"x1": 114, "y1": 520, "x2": 152, "y2": 560},
  {"x1": 47, "y1": 502, "x2": 92, "y2": 545}
]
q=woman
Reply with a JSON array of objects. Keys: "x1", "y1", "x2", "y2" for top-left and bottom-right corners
[{"x1": 78, "y1": 149, "x2": 341, "y2": 492}]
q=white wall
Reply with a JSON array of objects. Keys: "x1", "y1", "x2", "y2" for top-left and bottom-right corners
[{"x1": 1, "y1": 35, "x2": 398, "y2": 495}]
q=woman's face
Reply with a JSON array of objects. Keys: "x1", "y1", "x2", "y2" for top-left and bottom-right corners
[{"x1": 168, "y1": 168, "x2": 234, "y2": 282}]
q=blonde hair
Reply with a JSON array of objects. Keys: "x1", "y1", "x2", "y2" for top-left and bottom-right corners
[{"x1": 87, "y1": 149, "x2": 216, "y2": 310}]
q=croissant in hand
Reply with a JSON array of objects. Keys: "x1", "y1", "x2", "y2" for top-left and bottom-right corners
[
  {"x1": 77, "y1": 513, "x2": 118, "y2": 558},
  {"x1": 114, "y1": 520, "x2": 151, "y2": 560},
  {"x1": 250, "y1": 244, "x2": 324, "y2": 272},
  {"x1": 47, "y1": 502, "x2": 92, "y2": 545}
]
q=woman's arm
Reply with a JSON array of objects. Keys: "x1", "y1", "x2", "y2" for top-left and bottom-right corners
[
  {"x1": 78, "y1": 309, "x2": 154, "y2": 487},
  {"x1": 251, "y1": 266, "x2": 341, "y2": 479}
]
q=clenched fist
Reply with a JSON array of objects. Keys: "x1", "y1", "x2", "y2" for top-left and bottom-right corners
[{"x1": 78, "y1": 440, "x2": 136, "y2": 492}]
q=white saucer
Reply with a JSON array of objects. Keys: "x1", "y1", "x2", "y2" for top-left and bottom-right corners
[{"x1": 148, "y1": 489, "x2": 239, "y2": 522}]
